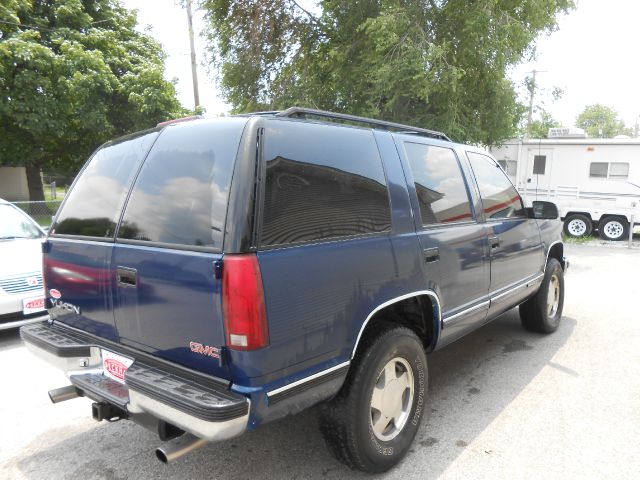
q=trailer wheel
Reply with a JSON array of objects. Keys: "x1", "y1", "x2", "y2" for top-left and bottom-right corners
[
  {"x1": 563, "y1": 214, "x2": 592, "y2": 237},
  {"x1": 598, "y1": 216, "x2": 628, "y2": 241}
]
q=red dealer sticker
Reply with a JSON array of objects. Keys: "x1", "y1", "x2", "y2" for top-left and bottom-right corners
[
  {"x1": 49, "y1": 289, "x2": 61, "y2": 299},
  {"x1": 101, "y1": 349, "x2": 134, "y2": 385},
  {"x1": 23, "y1": 297, "x2": 45, "y2": 315}
]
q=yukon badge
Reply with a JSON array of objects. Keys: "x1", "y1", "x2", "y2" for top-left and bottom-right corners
[
  {"x1": 189, "y1": 341, "x2": 221, "y2": 359},
  {"x1": 50, "y1": 298, "x2": 81, "y2": 315}
]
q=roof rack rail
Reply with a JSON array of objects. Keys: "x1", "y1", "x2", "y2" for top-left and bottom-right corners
[
  {"x1": 275, "y1": 107, "x2": 450, "y2": 141},
  {"x1": 156, "y1": 115, "x2": 203, "y2": 127},
  {"x1": 235, "y1": 111, "x2": 282, "y2": 117}
]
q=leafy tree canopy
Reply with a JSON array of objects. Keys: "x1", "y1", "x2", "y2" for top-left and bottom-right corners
[
  {"x1": 202, "y1": 0, "x2": 574, "y2": 145},
  {"x1": 576, "y1": 104, "x2": 632, "y2": 138},
  {"x1": 0, "y1": 0, "x2": 186, "y2": 199},
  {"x1": 528, "y1": 109, "x2": 561, "y2": 138}
]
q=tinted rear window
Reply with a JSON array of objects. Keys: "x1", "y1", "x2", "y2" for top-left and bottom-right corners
[
  {"x1": 260, "y1": 120, "x2": 391, "y2": 247},
  {"x1": 117, "y1": 118, "x2": 247, "y2": 250},
  {"x1": 52, "y1": 131, "x2": 158, "y2": 238}
]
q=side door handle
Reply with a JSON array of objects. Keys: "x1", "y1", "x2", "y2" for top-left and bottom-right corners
[
  {"x1": 489, "y1": 236, "x2": 501, "y2": 250},
  {"x1": 117, "y1": 267, "x2": 137, "y2": 287},
  {"x1": 423, "y1": 247, "x2": 440, "y2": 263}
]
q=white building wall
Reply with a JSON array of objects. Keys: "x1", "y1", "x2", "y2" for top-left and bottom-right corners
[{"x1": 0, "y1": 167, "x2": 30, "y2": 201}]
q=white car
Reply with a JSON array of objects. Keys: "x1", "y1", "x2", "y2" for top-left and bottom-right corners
[{"x1": 0, "y1": 199, "x2": 49, "y2": 330}]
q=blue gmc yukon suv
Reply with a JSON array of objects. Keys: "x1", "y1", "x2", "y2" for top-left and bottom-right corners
[{"x1": 21, "y1": 108, "x2": 567, "y2": 472}]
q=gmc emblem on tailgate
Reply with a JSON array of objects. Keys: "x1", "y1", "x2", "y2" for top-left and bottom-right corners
[{"x1": 189, "y1": 342, "x2": 220, "y2": 359}]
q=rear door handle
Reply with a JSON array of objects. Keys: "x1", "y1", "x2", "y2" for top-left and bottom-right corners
[
  {"x1": 489, "y1": 236, "x2": 501, "y2": 250},
  {"x1": 117, "y1": 267, "x2": 137, "y2": 287},
  {"x1": 423, "y1": 247, "x2": 440, "y2": 263}
]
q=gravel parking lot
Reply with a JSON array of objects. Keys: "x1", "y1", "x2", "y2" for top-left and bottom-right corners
[{"x1": 1, "y1": 243, "x2": 639, "y2": 480}]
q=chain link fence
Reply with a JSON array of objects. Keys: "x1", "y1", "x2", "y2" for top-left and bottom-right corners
[{"x1": 13, "y1": 200, "x2": 63, "y2": 227}]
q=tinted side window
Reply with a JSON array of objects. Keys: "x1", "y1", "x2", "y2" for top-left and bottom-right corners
[
  {"x1": 261, "y1": 121, "x2": 391, "y2": 247},
  {"x1": 118, "y1": 119, "x2": 247, "y2": 250},
  {"x1": 53, "y1": 131, "x2": 158, "y2": 238},
  {"x1": 467, "y1": 152, "x2": 525, "y2": 220},
  {"x1": 404, "y1": 143, "x2": 473, "y2": 225}
]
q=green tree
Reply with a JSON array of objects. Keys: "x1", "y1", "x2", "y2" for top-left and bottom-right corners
[
  {"x1": 0, "y1": 0, "x2": 186, "y2": 200},
  {"x1": 527, "y1": 110, "x2": 561, "y2": 138},
  {"x1": 202, "y1": 0, "x2": 574, "y2": 145},
  {"x1": 576, "y1": 104, "x2": 632, "y2": 138}
]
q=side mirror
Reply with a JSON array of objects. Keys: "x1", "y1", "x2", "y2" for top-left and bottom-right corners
[{"x1": 529, "y1": 201, "x2": 558, "y2": 220}]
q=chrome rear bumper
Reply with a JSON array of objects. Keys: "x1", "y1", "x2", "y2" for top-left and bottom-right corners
[{"x1": 20, "y1": 322, "x2": 249, "y2": 442}]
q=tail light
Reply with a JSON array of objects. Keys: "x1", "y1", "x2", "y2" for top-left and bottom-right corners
[
  {"x1": 41, "y1": 241, "x2": 50, "y2": 308},
  {"x1": 222, "y1": 254, "x2": 269, "y2": 350}
]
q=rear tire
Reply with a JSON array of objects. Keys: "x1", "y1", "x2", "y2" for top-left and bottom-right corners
[
  {"x1": 520, "y1": 258, "x2": 564, "y2": 334},
  {"x1": 563, "y1": 213, "x2": 592, "y2": 237},
  {"x1": 598, "y1": 216, "x2": 628, "y2": 241},
  {"x1": 318, "y1": 325, "x2": 427, "y2": 473}
]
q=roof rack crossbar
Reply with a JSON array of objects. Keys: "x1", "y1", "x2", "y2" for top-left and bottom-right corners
[{"x1": 275, "y1": 107, "x2": 450, "y2": 141}]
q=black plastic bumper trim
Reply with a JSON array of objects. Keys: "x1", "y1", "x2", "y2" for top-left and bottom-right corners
[
  {"x1": 21, "y1": 322, "x2": 91, "y2": 358},
  {"x1": 125, "y1": 364, "x2": 248, "y2": 422}
]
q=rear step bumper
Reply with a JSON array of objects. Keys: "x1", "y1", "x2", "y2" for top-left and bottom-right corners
[{"x1": 20, "y1": 322, "x2": 249, "y2": 441}]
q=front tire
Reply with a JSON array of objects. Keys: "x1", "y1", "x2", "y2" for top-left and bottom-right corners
[
  {"x1": 318, "y1": 325, "x2": 427, "y2": 473},
  {"x1": 520, "y1": 258, "x2": 564, "y2": 333},
  {"x1": 598, "y1": 216, "x2": 629, "y2": 241}
]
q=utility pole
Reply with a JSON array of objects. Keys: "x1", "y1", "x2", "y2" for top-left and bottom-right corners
[
  {"x1": 525, "y1": 70, "x2": 536, "y2": 139},
  {"x1": 186, "y1": 0, "x2": 200, "y2": 109},
  {"x1": 524, "y1": 69, "x2": 547, "y2": 139}
]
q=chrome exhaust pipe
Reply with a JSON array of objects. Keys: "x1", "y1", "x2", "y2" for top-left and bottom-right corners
[
  {"x1": 48, "y1": 385, "x2": 81, "y2": 404},
  {"x1": 155, "y1": 434, "x2": 208, "y2": 464}
]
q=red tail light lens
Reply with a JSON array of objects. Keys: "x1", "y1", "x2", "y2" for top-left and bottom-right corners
[
  {"x1": 41, "y1": 242, "x2": 50, "y2": 308},
  {"x1": 222, "y1": 254, "x2": 269, "y2": 350}
]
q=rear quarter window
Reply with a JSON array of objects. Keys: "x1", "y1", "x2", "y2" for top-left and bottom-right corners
[
  {"x1": 260, "y1": 120, "x2": 391, "y2": 247},
  {"x1": 52, "y1": 131, "x2": 159, "y2": 238}
]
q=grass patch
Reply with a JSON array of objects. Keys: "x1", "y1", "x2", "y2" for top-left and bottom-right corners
[
  {"x1": 13, "y1": 200, "x2": 62, "y2": 227},
  {"x1": 44, "y1": 187, "x2": 67, "y2": 201},
  {"x1": 563, "y1": 234, "x2": 594, "y2": 244}
]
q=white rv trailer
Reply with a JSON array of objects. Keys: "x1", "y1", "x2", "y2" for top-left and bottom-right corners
[{"x1": 490, "y1": 133, "x2": 640, "y2": 241}]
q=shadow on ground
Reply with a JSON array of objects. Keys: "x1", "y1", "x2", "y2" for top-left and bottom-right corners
[
  {"x1": 9, "y1": 310, "x2": 575, "y2": 480},
  {"x1": 0, "y1": 328, "x2": 24, "y2": 351}
]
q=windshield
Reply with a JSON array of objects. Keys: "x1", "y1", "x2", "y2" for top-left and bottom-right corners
[{"x1": 0, "y1": 204, "x2": 44, "y2": 240}]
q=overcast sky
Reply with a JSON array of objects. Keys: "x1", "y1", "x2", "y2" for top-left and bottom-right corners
[{"x1": 122, "y1": 0, "x2": 640, "y2": 129}]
